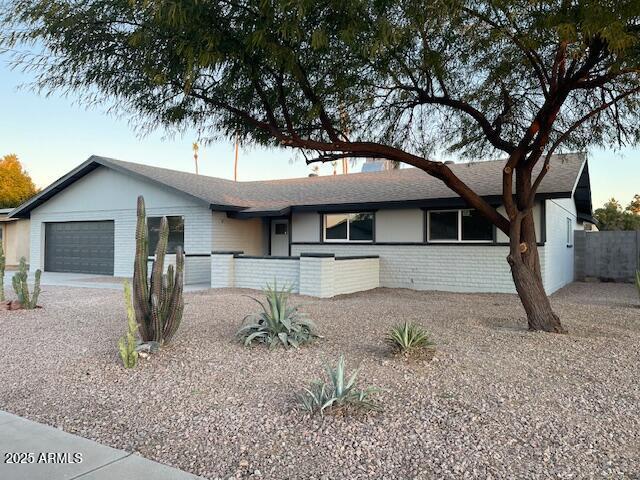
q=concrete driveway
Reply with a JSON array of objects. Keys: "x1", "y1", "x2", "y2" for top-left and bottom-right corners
[{"x1": 2, "y1": 271, "x2": 209, "y2": 292}]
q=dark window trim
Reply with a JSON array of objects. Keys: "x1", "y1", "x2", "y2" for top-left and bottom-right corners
[
  {"x1": 322, "y1": 212, "x2": 375, "y2": 243},
  {"x1": 425, "y1": 208, "x2": 494, "y2": 244},
  {"x1": 291, "y1": 241, "x2": 545, "y2": 247}
]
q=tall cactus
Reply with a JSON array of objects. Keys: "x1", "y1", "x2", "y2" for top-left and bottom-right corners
[
  {"x1": 132, "y1": 196, "x2": 185, "y2": 345},
  {"x1": 118, "y1": 280, "x2": 139, "y2": 368},
  {"x1": 11, "y1": 257, "x2": 41, "y2": 309},
  {"x1": 0, "y1": 241, "x2": 5, "y2": 302}
]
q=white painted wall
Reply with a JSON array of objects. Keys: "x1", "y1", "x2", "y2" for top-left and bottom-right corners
[
  {"x1": 28, "y1": 166, "x2": 213, "y2": 282},
  {"x1": 291, "y1": 213, "x2": 319, "y2": 242},
  {"x1": 543, "y1": 198, "x2": 582, "y2": 293},
  {"x1": 211, "y1": 212, "x2": 265, "y2": 255},
  {"x1": 333, "y1": 258, "x2": 380, "y2": 295},
  {"x1": 292, "y1": 244, "x2": 521, "y2": 293},
  {"x1": 495, "y1": 201, "x2": 543, "y2": 243},
  {"x1": 233, "y1": 257, "x2": 300, "y2": 291},
  {"x1": 375, "y1": 209, "x2": 424, "y2": 242}
]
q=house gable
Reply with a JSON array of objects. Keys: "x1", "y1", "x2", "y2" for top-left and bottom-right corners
[{"x1": 31, "y1": 166, "x2": 204, "y2": 216}]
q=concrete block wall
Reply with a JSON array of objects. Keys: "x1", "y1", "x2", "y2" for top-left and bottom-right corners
[
  {"x1": 292, "y1": 244, "x2": 521, "y2": 293},
  {"x1": 299, "y1": 255, "x2": 336, "y2": 297},
  {"x1": 333, "y1": 258, "x2": 380, "y2": 296},
  {"x1": 210, "y1": 253, "x2": 380, "y2": 297},
  {"x1": 211, "y1": 253, "x2": 236, "y2": 288},
  {"x1": 185, "y1": 256, "x2": 212, "y2": 285},
  {"x1": 234, "y1": 257, "x2": 300, "y2": 291},
  {"x1": 574, "y1": 230, "x2": 639, "y2": 282}
]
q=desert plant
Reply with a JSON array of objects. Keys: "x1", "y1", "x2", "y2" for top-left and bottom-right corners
[
  {"x1": 635, "y1": 270, "x2": 640, "y2": 302},
  {"x1": 297, "y1": 355, "x2": 380, "y2": 415},
  {"x1": 385, "y1": 322, "x2": 434, "y2": 354},
  {"x1": 118, "y1": 281, "x2": 139, "y2": 369},
  {"x1": 0, "y1": 241, "x2": 5, "y2": 302},
  {"x1": 132, "y1": 196, "x2": 184, "y2": 346},
  {"x1": 11, "y1": 257, "x2": 41, "y2": 309},
  {"x1": 237, "y1": 282, "x2": 318, "y2": 349}
]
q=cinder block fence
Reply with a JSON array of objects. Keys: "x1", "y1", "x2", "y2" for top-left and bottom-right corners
[
  {"x1": 211, "y1": 252, "x2": 380, "y2": 298},
  {"x1": 574, "y1": 230, "x2": 640, "y2": 282}
]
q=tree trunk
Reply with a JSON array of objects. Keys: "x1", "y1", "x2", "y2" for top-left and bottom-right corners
[
  {"x1": 508, "y1": 248, "x2": 566, "y2": 333},
  {"x1": 507, "y1": 189, "x2": 566, "y2": 333}
]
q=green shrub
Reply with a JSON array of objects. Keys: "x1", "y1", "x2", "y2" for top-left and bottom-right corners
[
  {"x1": 635, "y1": 270, "x2": 640, "y2": 302},
  {"x1": 237, "y1": 282, "x2": 318, "y2": 349},
  {"x1": 11, "y1": 257, "x2": 41, "y2": 309},
  {"x1": 118, "y1": 281, "x2": 139, "y2": 369},
  {"x1": 385, "y1": 322, "x2": 434, "y2": 354},
  {"x1": 297, "y1": 355, "x2": 380, "y2": 415}
]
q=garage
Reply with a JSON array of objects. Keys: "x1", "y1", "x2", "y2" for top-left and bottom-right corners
[{"x1": 44, "y1": 221, "x2": 115, "y2": 275}]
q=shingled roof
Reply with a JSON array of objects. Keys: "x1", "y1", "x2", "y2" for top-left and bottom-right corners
[{"x1": 10, "y1": 153, "x2": 590, "y2": 219}]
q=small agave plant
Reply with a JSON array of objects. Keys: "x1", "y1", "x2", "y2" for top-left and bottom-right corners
[
  {"x1": 237, "y1": 281, "x2": 318, "y2": 349},
  {"x1": 385, "y1": 322, "x2": 434, "y2": 355},
  {"x1": 297, "y1": 355, "x2": 380, "y2": 415}
]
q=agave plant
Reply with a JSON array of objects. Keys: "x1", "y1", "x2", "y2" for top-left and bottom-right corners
[
  {"x1": 237, "y1": 282, "x2": 318, "y2": 349},
  {"x1": 297, "y1": 355, "x2": 380, "y2": 415},
  {"x1": 385, "y1": 322, "x2": 434, "y2": 354}
]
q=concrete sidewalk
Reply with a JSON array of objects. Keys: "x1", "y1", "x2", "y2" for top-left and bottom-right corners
[{"x1": 0, "y1": 411, "x2": 205, "y2": 480}]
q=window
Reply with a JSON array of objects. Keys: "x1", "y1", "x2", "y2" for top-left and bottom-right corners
[
  {"x1": 566, "y1": 218, "x2": 573, "y2": 246},
  {"x1": 275, "y1": 223, "x2": 287, "y2": 235},
  {"x1": 461, "y1": 209, "x2": 493, "y2": 241},
  {"x1": 324, "y1": 213, "x2": 373, "y2": 242},
  {"x1": 428, "y1": 211, "x2": 458, "y2": 241},
  {"x1": 148, "y1": 216, "x2": 184, "y2": 254},
  {"x1": 428, "y1": 209, "x2": 493, "y2": 242}
]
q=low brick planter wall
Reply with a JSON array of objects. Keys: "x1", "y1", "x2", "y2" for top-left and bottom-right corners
[{"x1": 210, "y1": 252, "x2": 380, "y2": 297}]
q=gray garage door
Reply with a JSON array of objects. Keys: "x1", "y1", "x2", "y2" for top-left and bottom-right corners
[{"x1": 45, "y1": 221, "x2": 115, "y2": 275}]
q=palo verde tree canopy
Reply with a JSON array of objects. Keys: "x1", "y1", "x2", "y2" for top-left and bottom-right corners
[{"x1": 3, "y1": 0, "x2": 640, "y2": 332}]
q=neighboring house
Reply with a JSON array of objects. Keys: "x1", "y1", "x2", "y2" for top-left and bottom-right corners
[
  {"x1": 0, "y1": 208, "x2": 30, "y2": 268},
  {"x1": 9, "y1": 153, "x2": 593, "y2": 296}
]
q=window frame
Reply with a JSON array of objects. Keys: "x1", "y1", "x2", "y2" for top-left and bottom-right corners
[
  {"x1": 427, "y1": 209, "x2": 494, "y2": 244},
  {"x1": 323, "y1": 212, "x2": 374, "y2": 243}
]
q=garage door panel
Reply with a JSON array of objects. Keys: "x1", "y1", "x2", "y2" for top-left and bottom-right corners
[{"x1": 45, "y1": 221, "x2": 115, "y2": 275}]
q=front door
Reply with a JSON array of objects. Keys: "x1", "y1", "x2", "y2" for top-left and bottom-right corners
[{"x1": 270, "y1": 219, "x2": 289, "y2": 256}]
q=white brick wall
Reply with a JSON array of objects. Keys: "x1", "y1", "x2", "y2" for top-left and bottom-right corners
[
  {"x1": 333, "y1": 258, "x2": 380, "y2": 295},
  {"x1": 233, "y1": 257, "x2": 300, "y2": 291},
  {"x1": 211, "y1": 254, "x2": 235, "y2": 288},
  {"x1": 299, "y1": 256, "x2": 335, "y2": 297},
  {"x1": 292, "y1": 244, "x2": 527, "y2": 293}
]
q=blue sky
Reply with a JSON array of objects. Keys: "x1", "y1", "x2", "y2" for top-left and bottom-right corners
[{"x1": 0, "y1": 59, "x2": 637, "y2": 209}]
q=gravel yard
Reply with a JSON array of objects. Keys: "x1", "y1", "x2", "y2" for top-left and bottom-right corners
[{"x1": 1, "y1": 282, "x2": 639, "y2": 479}]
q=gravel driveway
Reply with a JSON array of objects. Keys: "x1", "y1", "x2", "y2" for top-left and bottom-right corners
[{"x1": 1, "y1": 283, "x2": 638, "y2": 479}]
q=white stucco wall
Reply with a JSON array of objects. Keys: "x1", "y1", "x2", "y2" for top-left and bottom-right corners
[
  {"x1": 375, "y1": 209, "x2": 424, "y2": 242},
  {"x1": 543, "y1": 198, "x2": 582, "y2": 294},
  {"x1": 291, "y1": 213, "x2": 320, "y2": 242},
  {"x1": 495, "y1": 201, "x2": 543, "y2": 243},
  {"x1": 28, "y1": 166, "x2": 213, "y2": 282}
]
